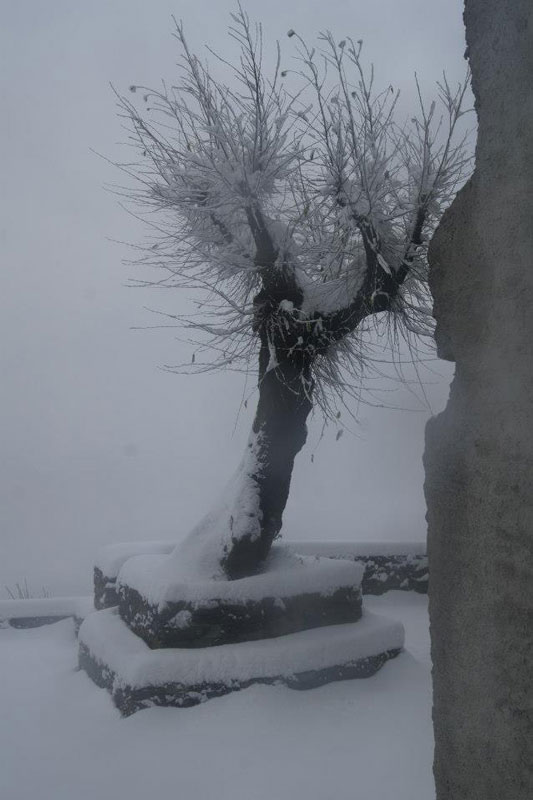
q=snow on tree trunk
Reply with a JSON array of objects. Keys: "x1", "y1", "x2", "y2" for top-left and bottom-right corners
[
  {"x1": 224, "y1": 353, "x2": 313, "y2": 579},
  {"x1": 170, "y1": 345, "x2": 313, "y2": 580}
]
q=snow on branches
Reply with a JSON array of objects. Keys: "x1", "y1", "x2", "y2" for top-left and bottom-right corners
[{"x1": 117, "y1": 7, "x2": 471, "y2": 417}]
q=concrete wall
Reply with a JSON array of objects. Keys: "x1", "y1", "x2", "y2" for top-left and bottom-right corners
[{"x1": 424, "y1": 1, "x2": 533, "y2": 798}]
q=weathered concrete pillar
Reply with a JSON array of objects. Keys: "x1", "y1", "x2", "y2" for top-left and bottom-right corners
[{"x1": 424, "y1": 1, "x2": 533, "y2": 798}]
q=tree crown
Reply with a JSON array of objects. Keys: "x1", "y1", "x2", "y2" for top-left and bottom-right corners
[{"x1": 117, "y1": 7, "x2": 471, "y2": 417}]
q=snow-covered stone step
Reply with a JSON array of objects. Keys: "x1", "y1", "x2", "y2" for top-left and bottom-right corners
[
  {"x1": 0, "y1": 596, "x2": 94, "y2": 630},
  {"x1": 78, "y1": 606, "x2": 404, "y2": 716},
  {"x1": 94, "y1": 541, "x2": 176, "y2": 609},
  {"x1": 94, "y1": 539, "x2": 428, "y2": 608},
  {"x1": 116, "y1": 548, "x2": 364, "y2": 648}
]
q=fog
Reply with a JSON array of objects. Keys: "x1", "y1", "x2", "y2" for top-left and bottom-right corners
[{"x1": 1, "y1": 0, "x2": 465, "y2": 595}]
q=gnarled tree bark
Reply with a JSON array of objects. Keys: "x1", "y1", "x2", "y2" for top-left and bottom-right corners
[{"x1": 222, "y1": 352, "x2": 313, "y2": 579}]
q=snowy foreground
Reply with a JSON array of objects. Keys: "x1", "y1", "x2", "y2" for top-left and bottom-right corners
[{"x1": 0, "y1": 592, "x2": 433, "y2": 800}]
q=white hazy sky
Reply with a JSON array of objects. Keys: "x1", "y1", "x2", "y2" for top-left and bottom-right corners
[{"x1": 1, "y1": 0, "x2": 467, "y2": 594}]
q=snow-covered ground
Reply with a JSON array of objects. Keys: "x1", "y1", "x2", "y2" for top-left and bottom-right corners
[{"x1": 0, "y1": 592, "x2": 434, "y2": 800}]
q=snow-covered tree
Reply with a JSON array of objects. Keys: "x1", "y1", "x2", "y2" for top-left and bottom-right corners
[{"x1": 117, "y1": 9, "x2": 470, "y2": 580}]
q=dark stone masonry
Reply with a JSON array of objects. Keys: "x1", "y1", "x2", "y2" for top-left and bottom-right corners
[
  {"x1": 78, "y1": 544, "x2": 407, "y2": 714},
  {"x1": 118, "y1": 582, "x2": 362, "y2": 649},
  {"x1": 93, "y1": 567, "x2": 117, "y2": 611},
  {"x1": 93, "y1": 542, "x2": 428, "y2": 610},
  {"x1": 79, "y1": 638, "x2": 401, "y2": 717}
]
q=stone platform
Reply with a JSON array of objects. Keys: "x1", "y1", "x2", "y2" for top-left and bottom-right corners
[
  {"x1": 81, "y1": 544, "x2": 405, "y2": 714},
  {"x1": 93, "y1": 539, "x2": 428, "y2": 609},
  {"x1": 116, "y1": 550, "x2": 363, "y2": 648},
  {"x1": 78, "y1": 607, "x2": 404, "y2": 716}
]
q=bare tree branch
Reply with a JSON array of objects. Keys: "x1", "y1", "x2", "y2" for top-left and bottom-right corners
[{"x1": 115, "y1": 8, "x2": 472, "y2": 417}]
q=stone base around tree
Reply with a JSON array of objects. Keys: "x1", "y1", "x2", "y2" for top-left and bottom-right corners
[
  {"x1": 93, "y1": 540, "x2": 428, "y2": 609},
  {"x1": 78, "y1": 606, "x2": 404, "y2": 716},
  {"x1": 116, "y1": 549, "x2": 364, "y2": 648},
  {"x1": 93, "y1": 541, "x2": 176, "y2": 610}
]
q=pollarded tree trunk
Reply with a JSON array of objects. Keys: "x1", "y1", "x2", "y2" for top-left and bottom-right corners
[
  {"x1": 170, "y1": 307, "x2": 314, "y2": 582},
  {"x1": 173, "y1": 235, "x2": 417, "y2": 581},
  {"x1": 222, "y1": 342, "x2": 313, "y2": 579},
  {"x1": 172, "y1": 190, "x2": 428, "y2": 581}
]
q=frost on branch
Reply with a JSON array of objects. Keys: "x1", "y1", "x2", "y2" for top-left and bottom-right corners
[
  {"x1": 116, "y1": 8, "x2": 471, "y2": 578},
  {"x1": 117, "y1": 11, "x2": 470, "y2": 415}
]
